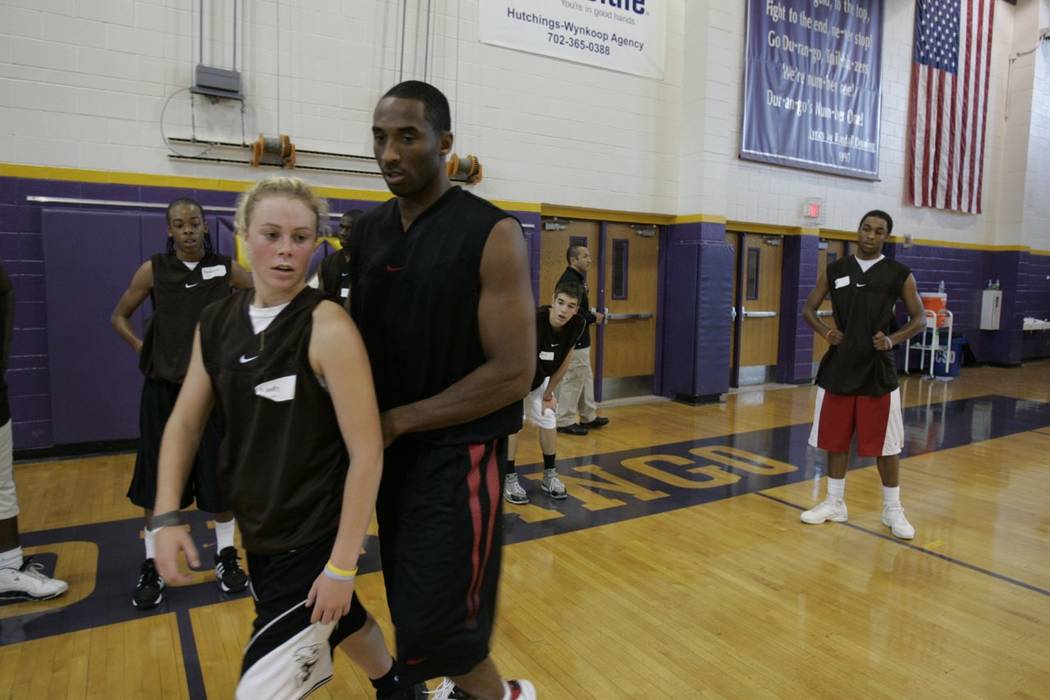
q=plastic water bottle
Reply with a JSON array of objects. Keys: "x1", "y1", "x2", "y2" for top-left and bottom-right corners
[{"x1": 938, "y1": 280, "x2": 946, "y2": 294}]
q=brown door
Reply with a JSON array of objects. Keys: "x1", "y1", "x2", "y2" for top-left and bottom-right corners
[
  {"x1": 812, "y1": 239, "x2": 847, "y2": 364},
  {"x1": 735, "y1": 233, "x2": 783, "y2": 384},
  {"x1": 601, "y1": 223, "x2": 659, "y2": 398}
]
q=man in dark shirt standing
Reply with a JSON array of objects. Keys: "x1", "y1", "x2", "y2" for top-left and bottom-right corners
[
  {"x1": 554, "y1": 244, "x2": 609, "y2": 435},
  {"x1": 800, "y1": 210, "x2": 926, "y2": 540},
  {"x1": 350, "y1": 81, "x2": 537, "y2": 700},
  {"x1": 317, "y1": 209, "x2": 362, "y2": 303}
]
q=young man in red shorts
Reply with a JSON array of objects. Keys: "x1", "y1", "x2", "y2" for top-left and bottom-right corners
[{"x1": 801, "y1": 210, "x2": 926, "y2": 539}]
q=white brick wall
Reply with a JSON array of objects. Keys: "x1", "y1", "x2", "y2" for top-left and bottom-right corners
[
  {"x1": 1020, "y1": 1, "x2": 1050, "y2": 249},
  {"x1": 0, "y1": 0, "x2": 1045, "y2": 249},
  {"x1": 677, "y1": 1, "x2": 1035, "y2": 245}
]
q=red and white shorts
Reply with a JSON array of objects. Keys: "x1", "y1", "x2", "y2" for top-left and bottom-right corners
[{"x1": 808, "y1": 387, "x2": 903, "y2": 457}]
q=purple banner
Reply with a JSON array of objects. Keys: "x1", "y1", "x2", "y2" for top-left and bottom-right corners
[{"x1": 741, "y1": 0, "x2": 884, "y2": 180}]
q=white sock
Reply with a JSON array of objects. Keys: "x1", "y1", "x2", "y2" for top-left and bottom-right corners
[
  {"x1": 501, "y1": 681, "x2": 511, "y2": 700},
  {"x1": 827, "y1": 477, "x2": 846, "y2": 502},
  {"x1": 215, "y1": 519, "x2": 236, "y2": 553},
  {"x1": 882, "y1": 485, "x2": 901, "y2": 508},
  {"x1": 0, "y1": 546, "x2": 23, "y2": 570},
  {"x1": 144, "y1": 528, "x2": 156, "y2": 560}
]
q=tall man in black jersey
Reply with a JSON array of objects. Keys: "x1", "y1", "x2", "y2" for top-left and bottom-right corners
[
  {"x1": 349, "y1": 81, "x2": 537, "y2": 700},
  {"x1": 801, "y1": 210, "x2": 926, "y2": 540}
]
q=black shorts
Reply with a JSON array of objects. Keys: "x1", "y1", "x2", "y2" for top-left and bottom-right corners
[
  {"x1": 127, "y1": 377, "x2": 226, "y2": 512},
  {"x1": 377, "y1": 437, "x2": 506, "y2": 684},
  {"x1": 239, "y1": 532, "x2": 368, "y2": 696}
]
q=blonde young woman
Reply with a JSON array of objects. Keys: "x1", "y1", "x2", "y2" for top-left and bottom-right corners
[{"x1": 152, "y1": 177, "x2": 421, "y2": 699}]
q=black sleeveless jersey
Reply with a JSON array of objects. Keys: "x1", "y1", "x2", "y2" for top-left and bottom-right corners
[
  {"x1": 318, "y1": 250, "x2": 351, "y2": 302},
  {"x1": 199, "y1": 287, "x2": 347, "y2": 554},
  {"x1": 140, "y1": 252, "x2": 233, "y2": 383},
  {"x1": 816, "y1": 256, "x2": 912, "y2": 397},
  {"x1": 349, "y1": 186, "x2": 523, "y2": 445},
  {"x1": 533, "y1": 307, "x2": 585, "y2": 390}
]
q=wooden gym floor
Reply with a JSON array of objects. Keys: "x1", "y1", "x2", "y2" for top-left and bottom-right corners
[{"x1": 2, "y1": 362, "x2": 1048, "y2": 698}]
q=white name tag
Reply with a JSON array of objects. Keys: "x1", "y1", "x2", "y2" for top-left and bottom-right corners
[
  {"x1": 538, "y1": 350, "x2": 555, "y2": 361},
  {"x1": 202, "y1": 264, "x2": 227, "y2": 280},
  {"x1": 340, "y1": 287, "x2": 349, "y2": 298},
  {"x1": 834, "y1": 275, "x2": 851, "y2": 289},
  {"x1": 254, "y1": 375, "x2": 296, "y2": 402}
]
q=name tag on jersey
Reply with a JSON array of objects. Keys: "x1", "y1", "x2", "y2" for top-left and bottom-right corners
[
  {"x1": 202, "y1": 264, "x2": 227, "y2": 280},
  {"x1": 834, "y1": 275, "x2": 851, "y2": 289},
  {"x1": 539, "y1": 350, "x2": 555, "y2": 361},
  {"x1": 254, "y1": 375, "x2": 296, "y2": 402},
  {"x1": 340, "y1": 287, "x2": 349, "y2": 298}
]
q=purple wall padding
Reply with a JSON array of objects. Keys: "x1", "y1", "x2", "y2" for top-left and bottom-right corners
[
  {"x1": 1019, "y1": 252, "x2": 1050, "y2": 359},
  {"x1": 981, "y1": 250, "x2": 1024, "y2": 365},
  {"x1": 6, "y1": 174, "x2": 1049, "y2": 445},
  {"x1": 515, "y1": 212, "x2": 542, "y2": 304},
  {"x1": 776, "y1": 235, "x2": 819, "y2": 383},
  {"x1": 660, "y1": 222, "x2": 733, "y2": 401},
  {"x1": 42, "y1": 209, "x2": 144, "y2": 444}
]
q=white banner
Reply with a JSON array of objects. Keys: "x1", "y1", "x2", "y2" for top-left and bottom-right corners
[{"x1": 479, "y1": 1, "x2": 666, "y2": 80}]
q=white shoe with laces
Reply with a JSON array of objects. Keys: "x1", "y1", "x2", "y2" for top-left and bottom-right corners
[
  {"x1": 426, "y1": 678, "x2": 459, "y2": 700},
  {"x1": 503, "y1": 473, "x2": 529, "y2": 505},
  {"x1": 540, "y1": 469, "x2": 567, "y2": 500},
  {"x1": 882, "y1": 504, "x2": 916, "y2": 539},
  {"x1": 800, "y1": 498, "x2": 848, "y2": 525},
  {"x1": 425, "y1": 677, "x2": 536, "y2": 700},
  {"x1": 0, "y1": 558, "x2": 69, "y2": 602}
]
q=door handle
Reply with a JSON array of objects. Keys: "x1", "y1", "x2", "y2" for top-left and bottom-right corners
[
  {"x1": 606, "y1": 312, "x2": 654, "y2": 321},
  {"x1": 817, "y1": 309, "x2": 833, "y2": 317},
  {"x1": 742, "y1": 310, "x2": 777, "y2": 318}
]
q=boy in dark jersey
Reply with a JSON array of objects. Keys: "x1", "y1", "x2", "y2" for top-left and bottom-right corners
[
  {"x1": 152, "y1": 177, "x2": 421, "y2": 699},
  {"x1": 801, "y1": 210, "x2": 926, "y2": 539},
  {"x1": 0, "y1": 261, "x2": 68, "y2": 602},
  {"x1": 111, "y1": 198, "x2": 253, "y2": 609},
  {"x1": 317, "y1": 209, "x2": 362, "y2": 303},
  {"x1": 350, "y1": 81, "x2": 537, "y2": 700},
  {"x1": 504, "y1": 281, "x2": 586, "y2": 505}
]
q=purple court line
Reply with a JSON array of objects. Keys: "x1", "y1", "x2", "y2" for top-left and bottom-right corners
[
  {"x1": 755, "y1": 491, "x2": 1050, "y2": 599},
  {"x1": 176, "y1": 608, "x2": 208, "y2": 699}
]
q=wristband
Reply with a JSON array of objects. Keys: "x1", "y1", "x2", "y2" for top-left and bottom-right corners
[
  {"x1": 324, "y1": 561, "x2": 358, "y2": 581},
  {"x1": 149, "y1": 511, "x2": 185, "y2": 529}
]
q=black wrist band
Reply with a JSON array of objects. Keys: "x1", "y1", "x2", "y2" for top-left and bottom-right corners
[{"x1": 150, "y1": 511, "x2": 185, "y2": 529}]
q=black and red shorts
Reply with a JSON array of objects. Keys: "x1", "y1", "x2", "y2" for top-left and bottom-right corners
[
  {"x1": 377, "y1": 437, "x2": 506, "y2": 684},
  {"x1": 808, "y1": 387, "x2": 903, "y2": 457}
]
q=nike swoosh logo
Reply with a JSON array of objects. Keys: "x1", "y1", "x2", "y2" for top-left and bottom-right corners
[
  {"x1": 386, "y1": 265, "x2": 404, "y2": 272},
  {"x1": 185, "y1": 282, "x2": 199, "y2": 288},
  {"x1": 856, "y1": 283, "x2": 866, "y2": 287},
  {"x1": 238, "y1": 354, "x2": 258, "y2": 363},
  {"x1": 340, "y1": 272, "x2": 349, "y2": 277}
]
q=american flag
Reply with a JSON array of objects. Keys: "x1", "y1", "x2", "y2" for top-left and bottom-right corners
[{"x1": 906, "y1": 0, "x2": 995, "y2": 214}]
